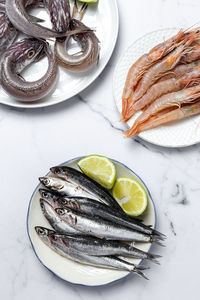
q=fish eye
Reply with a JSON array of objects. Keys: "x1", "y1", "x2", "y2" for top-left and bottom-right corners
[
  {"x1": 52, "y1": 235, "x2": 57, "y2": 241},
  {"x1": 61, "y1": 199, "x2": 66, "y2": 204},
  {"x1": 38, "y1": 228, "x2": 45, "y2": 235},
  {"x1": 58, "y1": 208, "x2": 65, "y2": 215},
  {"x1": 9, "y1": 25, "x2": 15, "y2": 31},
  {"x1": 27, "y1": 49, "x2": 36, "y2": 59}
]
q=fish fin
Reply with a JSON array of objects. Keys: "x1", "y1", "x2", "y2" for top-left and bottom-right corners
[
  {"x1": 29, "y1": 15, "x2": 45, "y2": 23},
  {"x1": 153, "y1": 229, "x2": 167, "y2": 239},
  {"x1": 65, "y1": 28, "x2": 94, "y2": 36}
]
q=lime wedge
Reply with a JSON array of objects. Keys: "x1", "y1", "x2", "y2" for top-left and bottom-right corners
[
  {"x1": 78, "y1": 155, "x2": 116, "y2": 189},
  {"x1": 113, "y1": 177, "x2": 148, "y2": 216}
]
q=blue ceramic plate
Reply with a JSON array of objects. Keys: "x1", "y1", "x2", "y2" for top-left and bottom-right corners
[{"x1": 27, "y1": 157, "x2": 156, "y2": 286}]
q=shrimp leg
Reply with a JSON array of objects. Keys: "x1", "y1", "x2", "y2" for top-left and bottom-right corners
[
  {"x1": 134, "y1": 102, "x2": 200, "y2": 135},
  {"x1": 125, "y1": 84, "x2": 200, "y2": 137}
]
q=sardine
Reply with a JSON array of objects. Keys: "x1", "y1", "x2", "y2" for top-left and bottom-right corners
[
  {"x1": 40, "y1": 199, "x2": 86, "y2": 236},
  {"x1": 0, "y1": 38, "x2": 58, "y2": 102},
  {"x1": 35, "y1": 226, "x2": 149, "y2": 279},
  {"x1": 55, "y1": 207, "x2": 160, "y2": 243},
  {"x1": 39, "y1": 177, "x2": 99, "y2": 200},
  {"x1": 6, "y1": 0, "x2": 90, "y2": 39},
  {"x1": 39, "y1": 189, "x2": 165, "y2": 239},
  {"x1": 50, "y1": 166, "x2": 122, "y2": 210},
  {"x1": 46, "y1": 232, "x2": 160, "y2": 263}
]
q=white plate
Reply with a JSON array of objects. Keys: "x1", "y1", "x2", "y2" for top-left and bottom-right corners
[
  {"x1": 0, "y1": 0, "x2": 119, "y2": 108},
  {"x1": 27, "y1": 157, "x2": 156, "y2": 286},
  {"x1": 113, "y1": 28, "x2": 200, "y2": 148}
]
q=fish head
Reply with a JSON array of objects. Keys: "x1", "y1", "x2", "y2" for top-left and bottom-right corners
[
  {"x1": 55, "y1": 207, "x2": 67, "y2": 216},
  {"x1": 50, "y1": 166, "x2": 71, "y2": 182},
  {"x1": 39, "y1": 176, "x2": 64, "y2": 192},
  {"x1": 35, "y1": 226, "x2": 55, "y2": 245},
  {"x1": 39, "y1": 189, "x2": 60, "y2": 208},
  {"x1": 6, "y1": 38, "x2": 47, "y2": 73}
]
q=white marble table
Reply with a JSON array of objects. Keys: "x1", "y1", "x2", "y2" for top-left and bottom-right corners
[{"x1": 1, "y1": 0, "x2": 200, "y2": 299}]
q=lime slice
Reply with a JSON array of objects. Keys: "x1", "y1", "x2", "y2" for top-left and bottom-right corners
[
  {"x1": 113, "y1": 177, "x2": 148, "y2": 216},
  {"x1": 78, "y1": 0, "x2": 98, "y2": 3},
  {"x1": 78, "y1": 155, "x2": 116, "y2": 189}
]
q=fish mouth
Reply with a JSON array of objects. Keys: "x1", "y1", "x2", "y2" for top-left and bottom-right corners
[{"x1": 39, "y1": 177, "x2": 49, "y2": 186}]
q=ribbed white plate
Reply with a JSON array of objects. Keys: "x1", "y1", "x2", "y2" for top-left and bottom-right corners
[
  {"x1": 0, "y1": 0, "x2": 119, "y2": 108},
  {"x1": 113, "y1": 28, "x2": 200, "y2": 148},
  {"x1": 27, "y1": 157, "x2": 156, "y2": 286}
]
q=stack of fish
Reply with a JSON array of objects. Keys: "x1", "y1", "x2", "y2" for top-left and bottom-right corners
[
  {"x1": 0, "y1": 0, "x2": 100, "y2": 102},
  {"x1": 36, "y1": 166, "x2": 166, "y2": 280}
]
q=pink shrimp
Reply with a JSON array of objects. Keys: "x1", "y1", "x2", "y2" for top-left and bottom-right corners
[
  {"x1": 132, "y1": 101, "x2": 200, "y2": 136},
  {"x1": 123, "y1": 35, "x2": 196, "y2": 122},
  {"x1": 157, "y1": 60, "x2": 200, "y2": 83},
  {"x1": 121, "y1": 29, "x2": 185, "y2": 119},
  {"x1": 125, "y1": 64, "x2": 200, "y2": 119},
  {"x1": 125, "y1": 84, "x2": 200, "y2": 138},
  {"x1": 180, "y1": 44, "x2": 200, "y2": 63}
]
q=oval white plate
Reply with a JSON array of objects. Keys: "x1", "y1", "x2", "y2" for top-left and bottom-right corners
[
  {"x1": 27, "y1": 157, "x2": 156, "y2": 286},
  {"x1": 113, "y1": 28, "x2": 200, "y2": 148},
  {"x1": 0, "y1": 0, "x2": 119, "y2": 108}
]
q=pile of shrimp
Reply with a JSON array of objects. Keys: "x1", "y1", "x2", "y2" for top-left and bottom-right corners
[{"x1": 121, "y1": 27, "x2": 200, "y2": 138}]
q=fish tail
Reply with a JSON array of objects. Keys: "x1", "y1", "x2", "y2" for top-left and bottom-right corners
[
  {"x1": 134, "y1": 266, "x2": 149, "y2": 280},
  {"x1": 153, "y1": 229, "x2": 167, "y2": 239},
  {"x1": 147, "y1": 253, "x2": 162, "y2": 265}
]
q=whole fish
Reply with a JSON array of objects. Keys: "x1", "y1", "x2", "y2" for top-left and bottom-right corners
[
  {"x1": 0, "y1": 2, "x2": 17, "y2": 54},
  {"x1": 35, "y1": 226, "x2": 148, "y2": 279},
  {"x1": 6, "y1": 0, "x2": 89, "y2": 39},
  {"x1": 55, "y1": 207, "x2": 160, "y2": 243},
  {"x1": 55, "y1": 0, "x2": 100, "y2": 72},
  {"x1": 0, "y1": 38, "x2": 58, "y2": 102},
  {"x1": 40, "y1": 199, "x2": 86, "y2": 236},
  {"x1": 44, "y1": 231, "x2": 160, "y2": 263},
  {"x1": 50, "y1": 166, "x2": 122, "y2": 210},
  {"x1": 39, "y1": 188, "x2": 165, "y2": 239},
  {"x1": 39, "y1": 177, "x2": 99, "y2": 201}
]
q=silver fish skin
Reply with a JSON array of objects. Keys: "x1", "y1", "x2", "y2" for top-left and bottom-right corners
[
  {"x1": 6, "y1": 0, "x2": 90, "y2": 39},
  {"x1": 55, "y1": 19, "x2": 100, "y2": 72},
  {"x1": 39, "y1": 177, "x2": 99, "y2": 200},
  {"x1": 0, "y1": 38, "x2": 58, "y2": 102},
  {"x1": 50, "y1": 166, "x2": 121, "y2": 210},
  {"x1": 49, "y1": 233, "x2": 160, "y2": 264},
  {"x1": 55, "y1": 207, "x2": 156, "y2": 243},
  {"x1": 0, "y1": 3, "x2": 17, "y2": 54},
  {"x1": 35, "y1": 226, "x2": 148, "y2": 279},
  {"x1": 40, "y1": 199, "x2": 86, "y2": 236},
  {"x1": 39, "y1": 189, "x2": 165, "y2": 239}
]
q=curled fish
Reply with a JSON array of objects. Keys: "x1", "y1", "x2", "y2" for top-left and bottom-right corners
[
  {"x1": 0, "y1": 38, "x2": 58, "y2": 102},
  {"x1": 6, "y1": 0, "x2": 90, "y2": 39},
  {"x1": 55, "y1": 0, "x2": 100, "y2": 72}
]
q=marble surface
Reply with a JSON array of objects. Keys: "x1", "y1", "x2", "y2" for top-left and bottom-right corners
[{"x1": 1, "y1": 0, "x2": 200, "y2": 299}]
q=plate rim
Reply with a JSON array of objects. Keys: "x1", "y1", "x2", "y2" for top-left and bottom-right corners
[
  {"x1": 0, "y1": 0, "x2": 119, "y2": 109},
  {"x1": 112, "y1": 27, "x2": 200, "y2": 148},
  {"x1": 26, "y1": 156, "x2": 157, "y2": 287}
]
